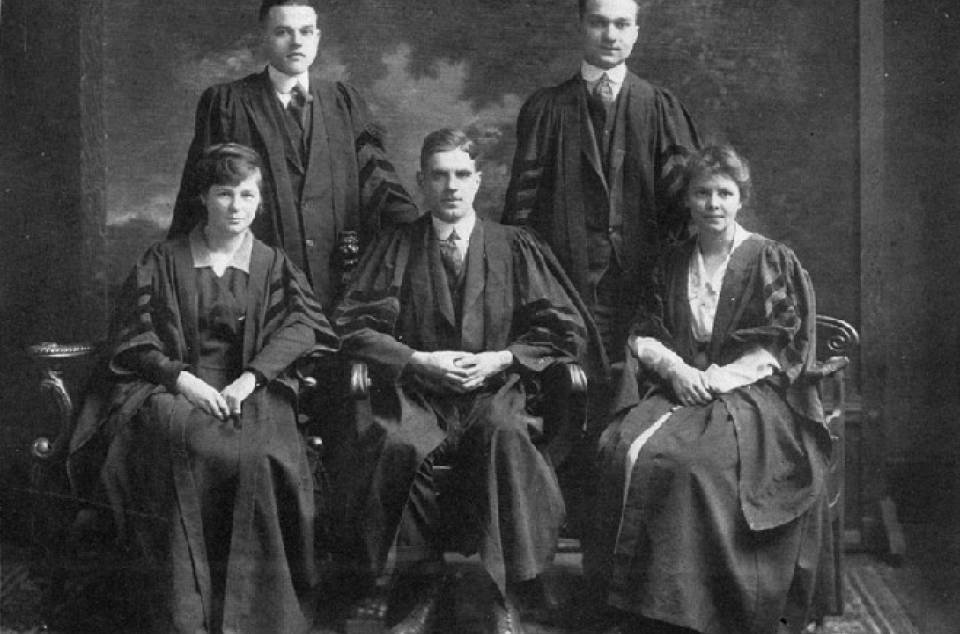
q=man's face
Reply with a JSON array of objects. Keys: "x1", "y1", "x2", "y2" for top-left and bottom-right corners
[
  {"x1": 262, "y1": 5, "x2": 320, "y2": 76},
  {"x1": 580, "y1": 0, "x2": 640, "y2": 69},
  {"x1": 418, "y1": 149, "x2": 482, "y2": 224}
]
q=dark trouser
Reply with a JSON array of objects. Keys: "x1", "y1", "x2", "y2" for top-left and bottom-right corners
[{"x1": 376, "y1": 378, "x2": 565, "y2": 596}]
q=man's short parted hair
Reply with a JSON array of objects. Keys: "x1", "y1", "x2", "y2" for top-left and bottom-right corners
[
  {"x1": 259, "y1": 0, "x2": 320, "y2": 22},
  {"x1": 195, "y1": 143, "x2": 264, "y2": 194},
  {"x1": 419, "y1": 129, "x2": 481, "y2": 171},
  {"x1": 578, "y1": 0, "x2": 641, "y2": 20},
  {"x1": 681, "y1": 145, "x2": 753, "y2": 207}
]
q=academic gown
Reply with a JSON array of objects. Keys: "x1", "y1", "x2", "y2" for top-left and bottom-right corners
[
  {"x1": 68, "y1": 235, "x2": 339, "y2": 633},
  {"x1": 589, "y1": 234, "x2": 835, "y2": 634},
  {"x1": 504, "y1": 71, "x2": 699, "y2": 365},
  {"x1": 169, "y1": 69, "x2": 419, "y2": 309},
  {"x1": 329, "y1": 215, "x2": 591, "y2": 593}
]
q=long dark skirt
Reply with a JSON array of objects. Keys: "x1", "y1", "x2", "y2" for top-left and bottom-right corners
[
  {"x1": 105, "y1": 386, "x2": 317, "y2": 633},
  {"x1": 589, "y1": 389, "x2": 831, "y2": 634}
]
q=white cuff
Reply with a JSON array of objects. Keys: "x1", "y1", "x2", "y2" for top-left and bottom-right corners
[
  {"x1": 635, "y1": 337, "x2": 686, "y2": 380},
  {"x1": 702, "y1": 346, "x2": 780, "y2": 393}
]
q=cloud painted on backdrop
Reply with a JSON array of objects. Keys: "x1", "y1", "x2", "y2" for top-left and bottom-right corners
[
  {"x1": 108, "y1": 41, "x2": 520, "y2": 230},
  {"x1": 364, "y1": 44, "x2": 522, "y2": 218}
]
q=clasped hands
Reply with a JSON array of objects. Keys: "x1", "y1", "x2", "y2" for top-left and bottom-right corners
[
  {"x1": 668, "y1": 363, "x2": 717, "y2": 407},
  {"x1": 408, "y1": 349, "x2": 513, "y2": 394},
  {"x1": 175, "y1": 370, "x2": 258, "y2": 420}
]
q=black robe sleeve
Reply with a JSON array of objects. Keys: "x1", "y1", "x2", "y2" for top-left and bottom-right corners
[
  {"x1": 331, "y1": 226, "x2": 416, "y2": 382},
  {"x1": 507, "y1": 228, "x2": 590, "y2": 372},
  {"x1": 502, "y1": 88, "x2": 555, "y2": 228},
  {"x1": 339, "y1": 83, "x2": 420, "y2": 230},
  {"x1": 247, "y1": 252, "x2": 339, "y2": 382}
]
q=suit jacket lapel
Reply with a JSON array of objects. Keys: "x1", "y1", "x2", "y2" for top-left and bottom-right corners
[
  {"x1": 252, "y1": 71, "x2": 305, "y2": 175},
  {"x1": 460, "y1": 220, "x2": 486, "y2": 351},
  {"x1": 608, "y1": 75, "x2": 632, "y2": 189},
  {"x1": 573, "y1": 78, "x2": 608, "y2": 193},
  {"x1": 303, "y1": 80, "x2": 335, "y2": 209},
  {"x1": 419, "y1": 221, "x2": 457, "y2": 331},
  {"x1": 247, "y1": 70, "x2": 304, "y2": 248}
]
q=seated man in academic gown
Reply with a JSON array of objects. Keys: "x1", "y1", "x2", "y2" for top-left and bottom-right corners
[{"x1": 330, "y1": 129, "x2": 594, "y2": 634}]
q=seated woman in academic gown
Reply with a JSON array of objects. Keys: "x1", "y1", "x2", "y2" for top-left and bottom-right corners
[
  {"x1": 68, "y1": 143, "x2": 338, "y2": 633},
  {"x1": 586, "y1": 146, "x2": 834, "y2": 634}
]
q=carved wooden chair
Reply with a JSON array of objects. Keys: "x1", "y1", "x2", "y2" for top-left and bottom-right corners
[{"x1": 809, "y1": 314, "x2": 860, "y2": 620}]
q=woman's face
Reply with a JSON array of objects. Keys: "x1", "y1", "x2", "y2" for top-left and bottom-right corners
[
  {"x1": 686, "y1": 171, "x2": 742, "y2": 239},
  {"x1": 201, "y1": 172, "x2": 261, "y2": 238}
]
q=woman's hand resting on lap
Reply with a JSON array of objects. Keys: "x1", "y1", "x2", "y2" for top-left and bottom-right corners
[
  {"x1": 176, "y1": 371, "x2": 231, "y2": 420},
  {"x1": 176, "y1": 370, "x2": 257, "y2": 420},
  {"x1": 670, "y1": 363, "x2": 714, "y2": 407},
  {"x1": 220, "y1": 371, "x2": 258, "y2": 416}
]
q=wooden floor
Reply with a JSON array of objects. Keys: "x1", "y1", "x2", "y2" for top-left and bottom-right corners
[
  {"x1": 3, "y1": 522, "x2": 958, "y2": 633},
  {"x1": 869, "y1": 522, "x2": 960, "y2": 634}
]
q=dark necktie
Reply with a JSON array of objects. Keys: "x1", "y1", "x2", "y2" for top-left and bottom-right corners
[
  {"x1": 594, "y1": 72, "x2": 616, "y2": 108},
  {"x1": 288, "y1": 83, "x2": 311, "y2": 129},
  {"x1": 439, "y1": 230, "x2": 463, "y2": 279}
]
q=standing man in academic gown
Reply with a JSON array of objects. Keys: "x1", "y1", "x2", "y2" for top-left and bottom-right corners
[
  {"x1": 170, "y1": 0, "x2": 418, "y2": 310},
  {"x1": 503, "y1": 0, "x2": 700, "y2": 368},
  {"x1": 502, "y1": 0, "x2": 700, "y2": 566},
  {"x1": 331, "y1": 129, "x2": 591, "y2": 634}
]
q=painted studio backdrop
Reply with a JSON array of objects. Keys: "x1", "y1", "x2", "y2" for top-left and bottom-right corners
[{"x1": 102, "y1": 0, "x2": 859, "y2": 324}]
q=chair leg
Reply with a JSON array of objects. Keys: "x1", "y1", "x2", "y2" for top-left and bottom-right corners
[{"x1": 832, "y1": 511, "x2": 845, "y2": 615}]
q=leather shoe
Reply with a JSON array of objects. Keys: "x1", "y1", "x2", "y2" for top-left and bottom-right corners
[
  {"x1": 508, "y1": 576, "x2": 561, "y2": 625},
  {"x1": 387, "y1": 575, "x2": 452, "y2": 634},
  {"x1": 344, "y1": 590, "x2": 389, "y2": 634},
  {"x1": 488, "y1": 595, "x2": 525, "y2": 634}
]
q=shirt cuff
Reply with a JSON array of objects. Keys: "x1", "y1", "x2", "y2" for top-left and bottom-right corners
[{"x1": 634, "y1": 337, "x2": 685, "y2": 380}]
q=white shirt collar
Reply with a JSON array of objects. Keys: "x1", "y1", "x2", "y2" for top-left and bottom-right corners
[
  {"x1": 431, "y1": 213, "x2": 476, "y2": 247},
  {"x1": 189, "y1": 227, "x2": 253, "y2": 274},
  {"x1": 268, "y1": 64, "x2": 310, "y2": 106},
  {"x1": 580, "y1": 60, "x2": 628, "y2": 88},
  {"x1": 692, "y1": 223, "x2": 750, "y2": 293}
]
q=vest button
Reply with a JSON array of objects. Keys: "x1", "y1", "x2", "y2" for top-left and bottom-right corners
[{"x1": 305, "y1": 239, "x2": 316, "y2": 247}]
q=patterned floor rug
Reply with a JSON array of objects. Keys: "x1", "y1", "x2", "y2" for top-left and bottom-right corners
[
  {"x1": 2, "y1": 544, "x2": 918, "y2": 633},
  {"x1": 818, "y1": 563, "x2": 920, "y2": 634}
]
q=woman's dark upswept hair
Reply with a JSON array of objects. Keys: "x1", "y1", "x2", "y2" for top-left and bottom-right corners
[
  {"x1": 681, "y1": 145, "x2": 752, "y2": 207},
  {"x1": 194, "y1": 143, "x2": 264, "y2": 194}
]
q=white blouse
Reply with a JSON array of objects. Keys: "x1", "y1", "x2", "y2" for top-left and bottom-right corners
[
  {"x1": 688, "y1": 225, "x2": 749, "y2": 342},
  {"x1": 635, "y1": 225, "x2": 780, "y2": 393}
]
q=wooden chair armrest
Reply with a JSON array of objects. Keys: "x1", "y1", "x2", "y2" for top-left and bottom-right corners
[
  {"x1": 293, "y1": 355, "x2": 320, "y2": 389},
  {"x1": 345, "y1": 360, "x2": 585, "y2": 400},
  {"x1": 804, "y1": 356, "x2": 850, "y2": 382},
  {"x1": 349, "y1": 362, "x2": 371, "y2": 399},
  {"x1": 26, "y1": 341, "x2": 99, "y2": 360},
  {"x1": 565, "y1": 362, "x2": 588, "y2": 395},
  {"x1": 25, "y1": 341, "x2": 99, "y2": 460}
]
